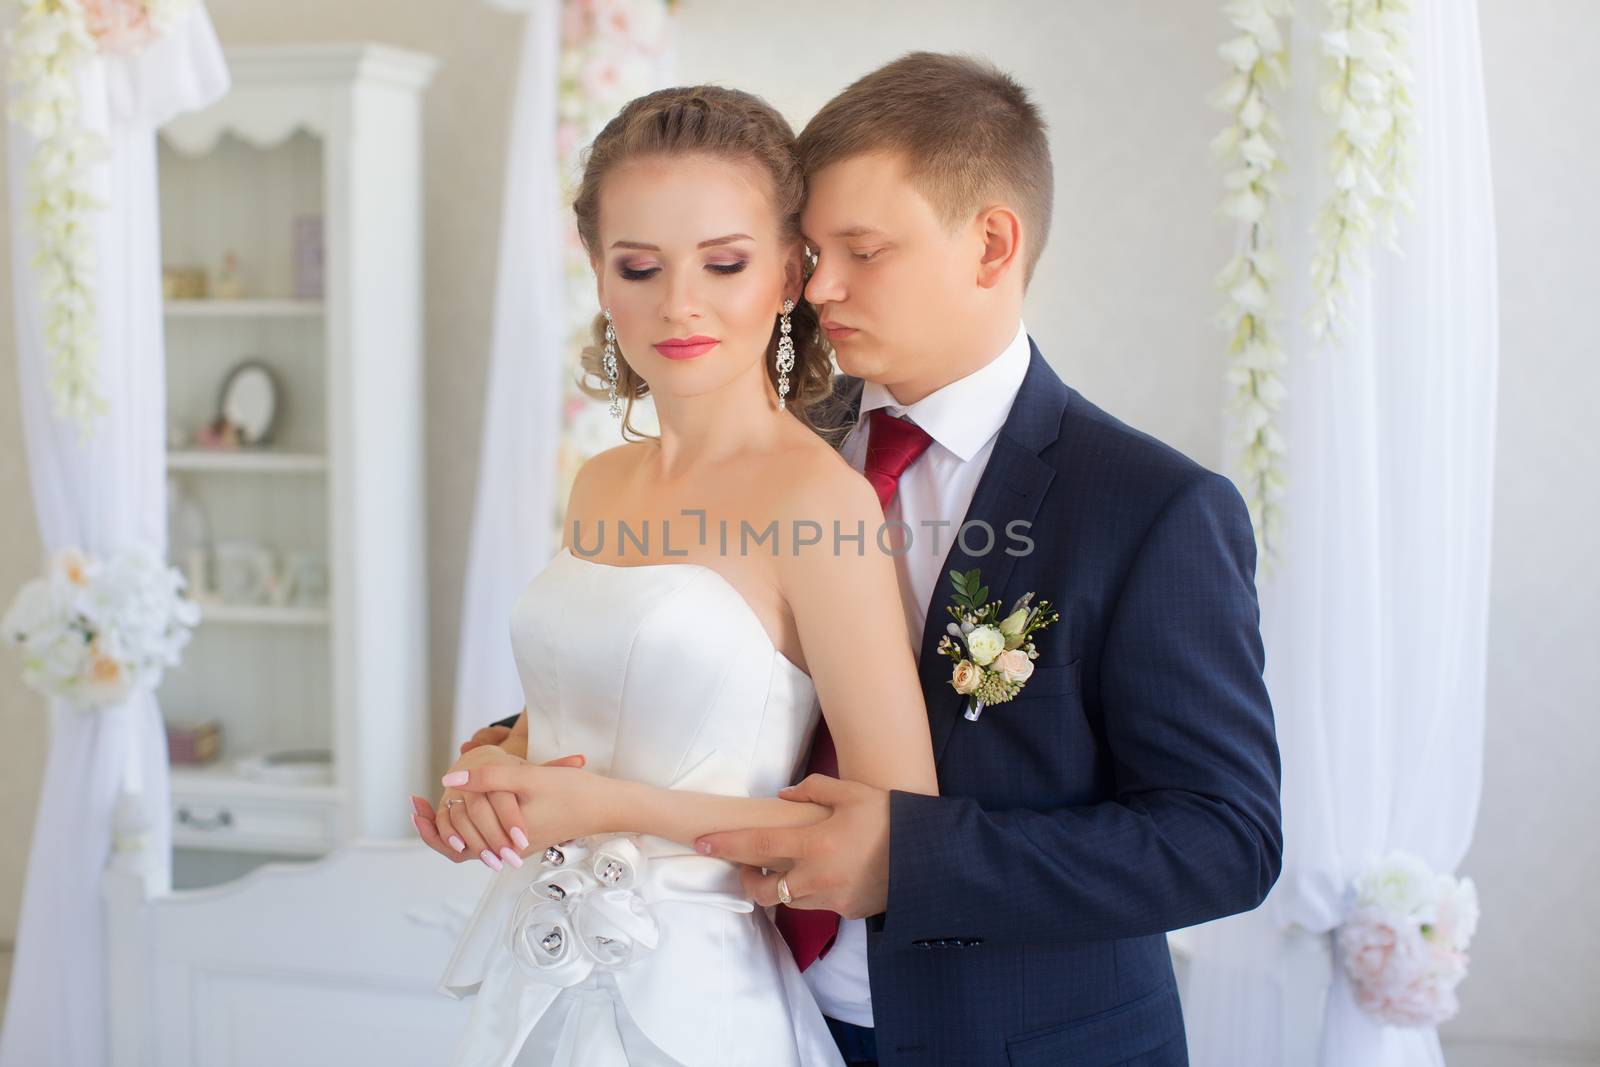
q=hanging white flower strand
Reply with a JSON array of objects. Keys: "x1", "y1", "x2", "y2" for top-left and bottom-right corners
[
  {"x1": 1308, "y1": 0, "x2": 1417, "y2": 344},
  {"x1": 4, "y1": 0, "x2": 198, "y2": 441},
  {"x1": 1211, "y1": 0, "x2": 1291, "y2": 562},
  {"x1": 6, "y1": 0, "x2": 109, "y2": 439}
]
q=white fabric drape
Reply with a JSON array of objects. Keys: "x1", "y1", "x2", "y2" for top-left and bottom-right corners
[
  {"x1": 0, "y1": 10, "x2": 228, "y2": 1067},
  {"x1": 451, "y1": 0, "x2": 567, "y2": 748},
  {"x1": 1184, "y1": 1, "x2": 1498, "y2": 1064}
]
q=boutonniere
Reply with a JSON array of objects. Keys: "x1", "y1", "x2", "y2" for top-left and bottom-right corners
[{"x1": 936, "y1": 568, "x2": 1060, "y2": 722}]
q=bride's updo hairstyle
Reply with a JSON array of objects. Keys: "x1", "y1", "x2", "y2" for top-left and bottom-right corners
[{"x1": 572, "y1": 86, "x2": 838, "y2": 443}]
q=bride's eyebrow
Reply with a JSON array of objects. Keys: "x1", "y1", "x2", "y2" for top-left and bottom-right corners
[{"x1": 609, "y1": 233, "x2": 754, "y2": 251}]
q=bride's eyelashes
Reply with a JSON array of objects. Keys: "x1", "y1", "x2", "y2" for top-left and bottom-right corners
[{"x1": 614, "y1": 258, "x2": 751, "y2": 282}]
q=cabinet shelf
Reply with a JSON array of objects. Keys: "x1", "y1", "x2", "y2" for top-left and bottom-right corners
[
  {"x1": 167, "y1": 450, "x2": 327, "y2": 474},
  {"x1": 164, "y1": 299, "x2": 324, "y2": 319},
  {"x1": 197, "y1": 603, "x2": 330, "y2": 627},
  {"x1": 170, "y1": 760, "x2": 339, "y2": 802}
]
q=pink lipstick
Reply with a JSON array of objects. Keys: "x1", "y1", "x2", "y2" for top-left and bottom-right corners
[{"x1": 654, "y1": 336, "x2": 720, "y2": 360}]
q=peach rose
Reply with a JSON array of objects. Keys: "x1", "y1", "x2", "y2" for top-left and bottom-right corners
[{"x1": 951, "y1": 660, "x2": 981, "y2": 695}]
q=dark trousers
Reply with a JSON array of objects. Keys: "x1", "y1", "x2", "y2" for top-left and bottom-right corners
[{"x1": 825, "y1": 1017, "x2": 878, "y2": 1066}]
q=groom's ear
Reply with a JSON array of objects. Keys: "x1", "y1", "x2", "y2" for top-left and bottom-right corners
[
  {"x1": 782, "y1": 243, "x2": 805, "y2": 303},
  {"x1": 974, "y1": 205, "x2": 1024, "y2": 291}
]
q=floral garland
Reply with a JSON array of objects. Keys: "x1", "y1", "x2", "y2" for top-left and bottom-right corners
[
  {"x1": 4, "y1": 0, "x2": 194, "y2": 439},
  {"x1": 1211, "y1": 0, "x2": 1292, "y2": 562},
  {"x1": 552, "y1": 0, "x2": 673, "y2": 527},
  {"x1": 1308, "y1": 0, "x2": 1416, "y2": 344},
  {"x1": 1213, "y1": 0, "x2": 1416, "y2": 563}
]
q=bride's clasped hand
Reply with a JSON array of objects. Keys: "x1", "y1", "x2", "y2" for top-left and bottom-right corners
[
  {"x1": 425, "y1": 748, "x2": 606, "y2": 869},
  {"x1": 408, "y1": 746, "x2": 589, "y2": 870}
]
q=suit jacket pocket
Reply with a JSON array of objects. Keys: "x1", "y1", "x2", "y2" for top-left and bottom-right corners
[
  {"x1": 1005, "y1": 985, "x2": 1183, "y2": 1067},
  {"x1": 1009, "y1": 657, "x2": 1081, "y2": 700}
]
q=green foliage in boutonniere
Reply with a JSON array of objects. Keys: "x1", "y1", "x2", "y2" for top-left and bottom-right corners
[{"x1": 935, "y1": 568, "x2": 1060, "y2": 722}]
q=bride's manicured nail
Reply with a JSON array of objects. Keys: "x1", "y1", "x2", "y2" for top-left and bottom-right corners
[
  {"x1": 500, "y1": 847, "x2": 523, "y2": 869},
  {"x1": 510, "y1": 827, "x2": 529, "y2": 850},
  {"x1": 481, "y1": 849, "x2": 503, "y2": 871},
  {"x1": 449, "y1": 835, "x2": 466, "y2": 853},
  {"x1": 695, "y1": 840, "x2": 712, "y2": 855},
  {"x1": 442, "y1": 771, "x2": 468, "y2": 787}
]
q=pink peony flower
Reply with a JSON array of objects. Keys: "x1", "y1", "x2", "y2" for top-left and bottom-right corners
[
  {"x1": 1338, "y1": 908, "x2": 1404, "y2": 989},
  {"x1": 1360, "y1": 975, "x2": 1460, "y2": 1027},
  {"x1": 81, "y1": 0, "x2": 157, "y2": 55}
]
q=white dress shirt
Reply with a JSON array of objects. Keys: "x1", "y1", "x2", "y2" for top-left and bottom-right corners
[{"x1": 801, "y1": 320, "x2": 1033, "y2": 1027}]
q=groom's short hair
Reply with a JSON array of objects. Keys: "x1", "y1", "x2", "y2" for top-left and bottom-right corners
[{"x1": 797, "y1": 52, "x2": 1053, "y2": 286}]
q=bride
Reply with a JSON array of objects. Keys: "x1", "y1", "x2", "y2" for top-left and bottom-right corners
[{"x1": 425, "y1": 84, "x2": 936, "y2": 1066}]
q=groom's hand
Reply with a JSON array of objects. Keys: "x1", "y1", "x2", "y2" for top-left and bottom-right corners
[
  {"x1": 460, "y1": 725, "x2": 511, "y2": 754},
  {"x1": 694, "y1": 774, "x2": 892, "y2": 921}
]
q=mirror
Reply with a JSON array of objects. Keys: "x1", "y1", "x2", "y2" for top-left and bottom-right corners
[{"x1": 218, "y1": 360, "x2": 279, "y2": 445}]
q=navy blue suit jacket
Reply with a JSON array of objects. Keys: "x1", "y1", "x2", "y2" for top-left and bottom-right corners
[{"x1": 833, "y1": 342, "x2": 1282, "y2": 1066}]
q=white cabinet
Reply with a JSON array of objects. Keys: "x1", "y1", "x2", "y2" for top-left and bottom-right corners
[{"x1": 155, "y1": 44, "x2": 437, "y2": 856}]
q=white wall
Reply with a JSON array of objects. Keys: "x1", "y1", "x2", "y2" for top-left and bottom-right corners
[
  {"x1": 1450, "y1": 1, "x2": 1600, "y2": 1063},
  {"x1": 0, "y1": 1, "x2": 1593, "y2": 1058}
]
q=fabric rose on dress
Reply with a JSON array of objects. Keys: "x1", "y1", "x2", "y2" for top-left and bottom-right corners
[{"x1": 507, "y1": 835, "x2": 660, "y2": 983}]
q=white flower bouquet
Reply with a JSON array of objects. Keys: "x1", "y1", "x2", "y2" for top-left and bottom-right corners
[
  {"x1": 1336, "y1": 850, "x2": 1479, "y2": 1027},
  {"x1": 2, "y1": 546, "x2": 200, "y2": 709}
]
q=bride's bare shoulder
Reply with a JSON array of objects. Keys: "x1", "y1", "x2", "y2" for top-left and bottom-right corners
[
  {"x1": 574, "y1": 442, "x2": 652, "y2": 489},
  {"x1": 764, "y1": 431, "x2": 879, "y2": 523},
  {"x1": 563, "y1": 443, "x2": 653, "y2": 534}
]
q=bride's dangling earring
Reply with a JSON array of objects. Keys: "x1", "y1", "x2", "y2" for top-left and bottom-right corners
[
  {"x1": 602, "y1": 308, "x2": 621, "y2": 420},
  {"x1": 775, "y1": 299, "x2": 795, "y2": 411}
]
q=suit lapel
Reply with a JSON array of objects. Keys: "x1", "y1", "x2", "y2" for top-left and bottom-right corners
[
  {"x1": 913, "y1": 344, "x2": 1070, "y2": 766},
  {"x1": 831, "y1": 343, "x2": 1071, "y2": 766}
]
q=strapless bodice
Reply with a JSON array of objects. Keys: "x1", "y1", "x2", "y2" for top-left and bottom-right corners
[{"x1": 513, "y1": 548, "x2": 818, "y2": 797}]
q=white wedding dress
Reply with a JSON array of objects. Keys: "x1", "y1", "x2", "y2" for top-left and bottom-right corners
[{"x1": 438, "y1": 547, "x2": 845, "y2": 1067}]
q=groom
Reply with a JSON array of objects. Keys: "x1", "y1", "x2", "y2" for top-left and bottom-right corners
[{"x1": 449, "y1": 53, "x2": 1281, "y2": 1067}]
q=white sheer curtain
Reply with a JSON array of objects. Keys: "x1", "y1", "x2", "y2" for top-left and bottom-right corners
[
  {"x1": 0, "y1": 10, "x2": 228, "y2": 1067},
  {"x1": 451, "y1": 0, "x2": 567, "y2": 748},
  {"x1": 1184, "y1": 1, "x2": 1498, "y2": 1064}
]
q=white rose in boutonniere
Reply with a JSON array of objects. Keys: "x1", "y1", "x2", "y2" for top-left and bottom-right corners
[
  {"x1": 935, "y1": 569, "x2": 1061, "y2": 723},
  {"x1": 965, "y1": 626, "x2": 1004, "y2": 666}
]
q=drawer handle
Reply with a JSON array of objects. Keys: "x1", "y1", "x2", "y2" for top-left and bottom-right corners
[{"x1": 176, "y1": 806, "x2": 234, "y2": 831}]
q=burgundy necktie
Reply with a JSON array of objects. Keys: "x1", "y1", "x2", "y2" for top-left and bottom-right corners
[{"x1": 776, "y1": 408, "x2": 934, "y2": 972}]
